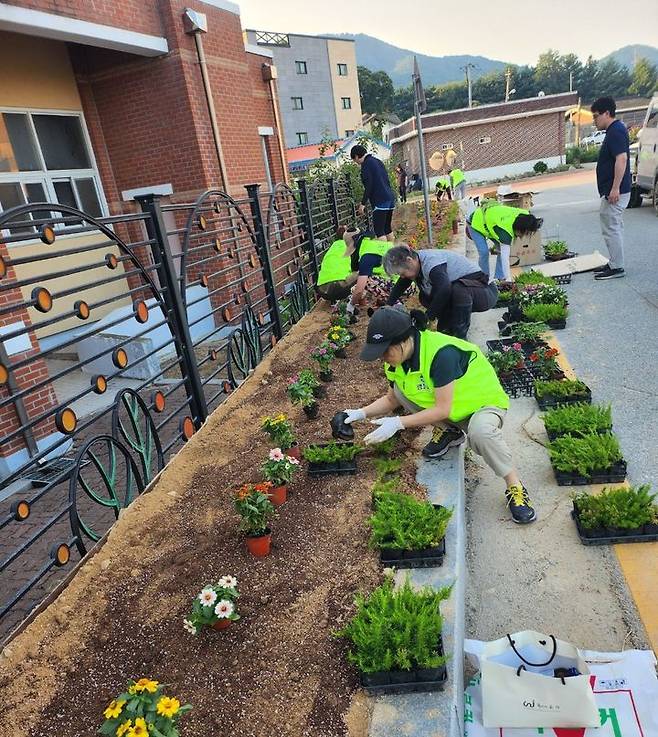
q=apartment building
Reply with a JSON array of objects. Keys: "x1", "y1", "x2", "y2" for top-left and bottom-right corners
[{"x1": 244, "y1": 30, "x2": 363, "y2": 147}]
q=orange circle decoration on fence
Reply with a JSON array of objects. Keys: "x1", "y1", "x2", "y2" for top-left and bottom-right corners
[
  {"x1": 257, "y1": 312, "x2": 266, "y2": 326},
  {"x1": 112, "y1": 348, "x2": 128, "y2": 368},
  {"x1": 249, "y1": 254, "x2": 258, "y2": 268},
  {"x1": 227, "y1": 248, "x2": 235, "y2": 259},
  {"x1": 55, "y1": 407, "x2": 77, "y2": 434},
  {"x1": 11, "y1": 499, "x2": 30, "y2": 521},
  {"x1": 200, "y1": 275, "x2": 209, "y2": 288},
  {"x1": 74, "y1": 300, "x2": 90, "y2": 320},
  {"x1": 32, "y1": 287, "x2": 53, "y2": 313},
  {"x1": 51, "y1": 543, "x2": 71, "y2": 567},
  {"x1": 0, "y1": 363, "x2": 8, "y2": 386},
  {"x1": 223, "y1": 381, "x2": 232, "y2": 394},
  {"x1": 270, "y1": 335, "x2": 277, "y2": 347},
  {"x1": 91, "y1": 375, "x2": 107, "y2": 394},
  {"x1": 134, "y1": 301, "x2": 149, "y2": 324},
  {"x1": 39, "y1": 224, "x2": 56, "y2": 245},
  {"x1": 209, "y1": 349, "x2": 218, "y2": 361},
  {"x1": 105, "y1": 253, "x2": 118, "y2": 270},
  {"x1": 180, "y1": 416, "x2": 195, "y2": 441},
  {"x1": 152, "y1": 390, "x2": 166, "y2": 413},
  {"x1": 287, "y1": 264, "x2": 294, "y2": 276},
  {"x1": 0, "y1": 255, "x2": 6, "y2": 279},
  {"x1": 198, "y1": 215, "x2": 208, "y2": 231},
  {"x1": 214, "y1": 238, "x2": 222, "y2": 252},
  {"x1": 222, "y1": 307, "x2": 232, "y2": 322}
]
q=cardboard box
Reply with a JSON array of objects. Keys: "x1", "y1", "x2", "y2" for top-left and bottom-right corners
[
  {"x1": 511, "y1": 230, "x2": 542, "y2": 267},
  {"x1": 500, "y1": 192, "x2": 534, "y2": 209}
]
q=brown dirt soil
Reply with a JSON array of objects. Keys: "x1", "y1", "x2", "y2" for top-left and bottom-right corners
[{"x1": 0, "y1": 303, "x2": 427, "y2": 737}]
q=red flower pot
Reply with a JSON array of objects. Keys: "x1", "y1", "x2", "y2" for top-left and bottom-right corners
[
  {"x1": 286, "y1": 444, "x2": 301, "y2": 461},
  {"x1": 268, "y1": 484, "x2": 287, "y2": 506},
  {"x1": 246, "y1": 529, "x2": 272, "y2": 557},
  {"x1": 212, "y1": 619, "x2": 232, "y2": 631}
]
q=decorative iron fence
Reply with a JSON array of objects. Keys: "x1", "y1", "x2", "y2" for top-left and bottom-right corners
[{"x1": 0, "y1": 177, "x2": 358, "y2": 637}]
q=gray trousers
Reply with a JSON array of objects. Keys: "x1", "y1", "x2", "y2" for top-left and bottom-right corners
[
  {"x1": 599, "y1": 193, "x2": 630, "y2": 270},
  {"x1": 393, "y1": 385, "x2": 513, "y2": 478}
]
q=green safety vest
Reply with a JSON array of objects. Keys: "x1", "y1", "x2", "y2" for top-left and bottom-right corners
[
  {"x1": 317, "y1": 239, "x2": 354, "y2": 286},
  {"x1": 384, "y1": 330, "x2": 509, "y2": 422},
  {"x1": 436, "y1": 176, "x2": 451, "y2": 190},
  {"x1": 450, "y1": 169, "x2": 465, "y2": 187},
  {"x1": 470, "y1": 203, "x2": 528, "y2": 241},
  {"x1": 359, "y1": 237, "x2": 393, "y2": 277}
]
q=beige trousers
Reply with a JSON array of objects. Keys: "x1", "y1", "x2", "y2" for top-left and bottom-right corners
[{"x1": 393, "y1": 385, "x2": 513, "y2": 477}]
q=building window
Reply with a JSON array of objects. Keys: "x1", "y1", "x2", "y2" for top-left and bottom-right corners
[
  {"x1": 341, "y1": 97, "x2": 352, "y2": 110},
  {"x1": 0, "y1": 110, "x2": 105, "y2": 235},
  {"x1": 345, "y1": 130, "x2": 355, "y2": 138},
  {"x1": 291, "y1": 97, "x2": 304, "y2": 110},
  {"x1": 478, "y1": 135, "x2": 492, "y2": 145},
  {"x1": 441, "y1": 142, "x2": 454, "y2": 151},
  {"x1": 296, "y1": 132, "x2": 309, "y2": 145},
  {"x1": 295, "y1": 60, "x2": 307, "y2": 75},
  {"x1": 337, "y1": 63, "x2": 348, "y2": 76}
]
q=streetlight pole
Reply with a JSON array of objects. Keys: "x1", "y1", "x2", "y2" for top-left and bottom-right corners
[{"x1": 462, "y1": 63, "x2": 475, "y2": 108}]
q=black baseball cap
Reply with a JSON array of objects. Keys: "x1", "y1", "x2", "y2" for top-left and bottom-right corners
[{"x1": 360, "y1": 306, "x2": 412, "y2": 361}]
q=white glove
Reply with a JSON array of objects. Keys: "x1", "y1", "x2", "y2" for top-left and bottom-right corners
[
  {"x1": 364, "y1": 416, "x2": 404, "y2": 445},
  {"x1": 343, "y1": 408, "x2": 366, "y2": 424},
  {"x1": 346, "y1": 300, "x2": 356, "y2": 315}
]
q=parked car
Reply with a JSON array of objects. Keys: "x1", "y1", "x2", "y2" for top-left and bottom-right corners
[
  {"x1": 581, "y1": 130, "x2": 606, "y2": 146},
  {"x1": 630, "y1": 93, "x2": 658, "y2": 210}
]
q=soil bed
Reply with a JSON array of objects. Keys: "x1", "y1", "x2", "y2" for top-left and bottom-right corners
[{"x1": 0, "y1": 304, "x2": 426, "y2": 737}]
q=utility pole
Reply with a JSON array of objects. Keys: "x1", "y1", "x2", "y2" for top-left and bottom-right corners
[
  {"x1": 569, "y1": 71, "x2": 573, "y2": 92},
  {"x1": 412, "y1": 56, "x2": 433, "y2": 246},
  {"x1": 461, "y1": 63, "x2": 475, "y2": 108},
  {"x1": 504, "y1": 67, "x2": 512, "y2": 102}
]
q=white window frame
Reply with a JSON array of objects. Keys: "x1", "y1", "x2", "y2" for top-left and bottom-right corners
[
  {"x1": 478, "y1": 135, "x2": 492, "y2": 145},
  {"x1": 295, "y1": 60, "x2": 307, "y2": 75},
  {"x1": 441, "y1": 142, "x2": 454, "y2": 151},
  {"x1": 0, "y1": 106, "x2": 109, "y2": 242},
  {"x1": 291, "y1": 97, "x2": 304, "y2": 110},
  {"x1": 337, "y1": 63, "x2": 348, "y2": 76},
  {"x1": 341, "y1": 97, "x2": 352, "y2": 110},
  {"x1": 296, "y1": 132, "x2": 308, "y2": 145}
]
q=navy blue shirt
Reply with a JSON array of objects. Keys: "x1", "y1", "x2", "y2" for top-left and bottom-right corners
[
  {"x1": 596, "y1": 120, "x2": 631, "y2": 197},
  {"x1": 360, "y1": 154, "x2": 395, "y2": 209}
]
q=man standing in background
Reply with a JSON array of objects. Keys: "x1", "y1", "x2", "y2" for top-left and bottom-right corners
[
  {"x1": 590, "y1": 96, "x2": 631, "y2": 281},
  {"x1": 351, "y1": 144, "x2": 396, "y2": 241}
]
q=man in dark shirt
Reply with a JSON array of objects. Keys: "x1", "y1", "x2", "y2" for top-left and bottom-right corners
[
  {"x1": 591, "y1": 97, "x2": 631, "y2": 280},
  {"x1": 351, "y1": 145, "x2": 396, "y2": 241}
]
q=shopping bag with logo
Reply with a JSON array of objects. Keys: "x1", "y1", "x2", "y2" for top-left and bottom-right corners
[
  {"x1": 463, "y1": 648, "x2": 658, "y2": 737},
  {"x1": 478, "y1": 631, "x2": 599, "y2": 727}
]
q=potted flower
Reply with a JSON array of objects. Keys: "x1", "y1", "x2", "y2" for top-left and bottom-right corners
[
  {"x1": 261, "y1": 414, "x2": 299, "y2": 459},
  {"x1": 311, "y1": 342, "x2": 335, "y2": 381},
  {"x1": 544, "y1": 239, "x2": 575, "y2": 261},
  {"x1": 99, "y1": 679, "x2": 191, "y2": 737},
  {"x1": 486, "y1": 343, "x2": 525, "y2": 377},
  {"x1": 299, "y1": 368, "x2": 325, "y2": 398},
  {"x1": 526, "y1": 346, "x2": 562, "y2": 380},
  {"x1": 287, "y1": 374, "x2": 319, "y2": 418},
  {"x1": 327, "y1": 324, "x2": 351, "y2": 356},
  {"x1": 261, "y1": 448, "x2": 300, "y2": 505},
  {"x1": 183, "y1": 576, "x2": 240, "y2": 634},
  {"x1": 234, "y1": 483, "x2": 275, "y2": 557}
]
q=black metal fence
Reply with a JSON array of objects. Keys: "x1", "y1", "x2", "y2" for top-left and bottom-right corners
[{"x1": 0, "y1": 177, "x2": 360, "y2": 637}]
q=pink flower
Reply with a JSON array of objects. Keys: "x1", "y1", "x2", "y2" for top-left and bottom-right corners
[
  {"x1": 318, "y1": 348, "x2": 327, "y2": 355},
  {"x1": 502, "y1": 346, "x2": 511, "y2": 353},
  {"x1": 286, "y1": 456, "x2": 299, "y2": 465},
  {"x1": 269, "y1": 448, "x2": 285, "y2": 461},
  {"x1": 512, "y1": 342, "x2": 522, "y2": 351}
]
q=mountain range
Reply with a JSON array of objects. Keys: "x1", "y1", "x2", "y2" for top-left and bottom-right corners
[{"x1": 329, "y1": 35, "x2": 658, "y2": 89}]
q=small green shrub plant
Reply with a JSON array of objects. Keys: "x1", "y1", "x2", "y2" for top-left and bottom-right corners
[
  {"x1": 522, "y1": 303, "x2": 568, "y2": 323},
  {"x1": 508, "y1": 322, "x2": 549, "y2": 343},
  {"x1": 517, "y1": 283, "x2": 568, "y2": 308},
  {"x1": 287, "y1": 373, "x2": 316, "y2": 408},
  {"x1": 533, "y1": 160, "x2": 548, "y2": 173},
  {"x1": 574, "y1": 485, "x2": 656, "y2": 530},
  {"x1": 336, "y1": 574, "x2": 450, "y2": 673},
  {"x1": 303, "y1": 441, "x2": 362, "y2": 463},
  {"x1": 369, "y1": 490, "x2": 452, "y2": 551},
  {"x1": 514, "y1": 270, "x2": 557, "y2": 287},
  {"x1": 543, "y1": 403, "x2": 612, "y2": 437},
  {"x1": 534, "y1": 378, "x2": 589, "y2": 399},
  {"x1": 549, "y1": 433, "x2": 623, "y2": 477},
  {"x1": 544, "y1": 240, "x2": 569, "y2": 258},
  {"x1": 373, "y1": 457, "x2": 402, "y2": 477}
]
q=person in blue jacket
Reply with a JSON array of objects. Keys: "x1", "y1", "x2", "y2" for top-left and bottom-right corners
[{"x1": 350, "y1": 145, "x2": 396, "y2": 242}]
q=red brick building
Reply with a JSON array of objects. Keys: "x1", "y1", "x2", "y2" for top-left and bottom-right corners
[{"x1": 389, "y1": 93, "x2": 578, "y2": 184}]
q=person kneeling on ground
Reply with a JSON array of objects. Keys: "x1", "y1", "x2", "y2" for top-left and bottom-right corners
[
  {"x1": 343, "y1": 307, "x2": 535, "y2": 524},
  {"x1": 315, "y1": 226, "x2": 358, "y2": 302},
  {"x1": 384, "y1": 245, "x2": 498, "y2": 339},
  {"x1": 341, "y1": 225, "x2": 396, "y2": 308}
]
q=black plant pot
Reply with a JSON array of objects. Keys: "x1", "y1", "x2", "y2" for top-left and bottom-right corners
[
  {"x1": 303, "y1": 402, "x2": 319, "y2": 419},
  {"x1": 335, "y1": 348, "x2": 347, "y2": 359},
  {"x1": 319, "y1": 369, "x2": 333, "y2": 382},
  {"x1": 330, "y1": 411, "x2": 354, "y2": 441},
  {"x1": 313, "y1": 385, "x2": 327, "y2": 399}
]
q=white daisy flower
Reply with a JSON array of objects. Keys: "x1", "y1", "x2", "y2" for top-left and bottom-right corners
[
  {"x1": 218, "y1": 575, "x2": 238, "y2": 589},
  {"x1": 183, "y1": 618, "x2": 197, "y2": 635},
  {"x1": 214, "y1": 599, "x2": 234, "y2": 618},
  {"x1": 198, "y1": 587, "x2": 217, "y2": 607}
]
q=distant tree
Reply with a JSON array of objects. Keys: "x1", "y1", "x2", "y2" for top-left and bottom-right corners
[
  {"x1": 473, "y1": 71, "x2": 506, "y2": 104},
  {"x1": 392, "y1": 85, "x2": 415, "y2": 120},
  {"x1": 595, "y1": 58, "x2": 632, "y2": 99},
  {"x1": 577, "y1": 56, "x2": 600, "y2": 102},
  {"x1": 509, "y1": 65, "x2": 538, "y2": 99},
  {"x1": 534, "y1": 49, "x2": 571, "y2": 94},
  {"x1": 628, "y1": 57, "x2": 658, "y2": 97},
  {"x1": 357, "y1": 66, "x2": 395, "y2": 114}
]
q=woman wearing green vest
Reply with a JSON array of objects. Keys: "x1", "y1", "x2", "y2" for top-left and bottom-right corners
[
  {"x1": 467, "y1": 202, "x2": 542, "y2": 281},
  {"x1": 449, "y1": 167, "x2": 467, "y2": 200},
  {"x1": 316, "y1": 235, "x2": 357, "y2": 302},
  {"x1": 343, "y1": 307, "x2": 535, "y2": 524},
  {"x1": 341, "y1": 226, "x2": 395, "y2": 307}
]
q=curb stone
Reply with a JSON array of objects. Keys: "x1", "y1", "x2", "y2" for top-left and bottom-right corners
[{"x1": 369, "y1": 445, "x2": 466, "y2": 737}]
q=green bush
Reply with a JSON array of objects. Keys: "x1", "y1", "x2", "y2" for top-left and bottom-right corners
[
  {"x1": 574, "y1": 485, "x2": 656, "y2": 530},
  {"x1": 336, "y1": 575, "x2": 450, "y2": 673},
  {"x1": 517, "y1": 283, "x2": 568, "y2": 308},
  {"x1": 544, "y1": 240, "x2": 569, "y2": 258},
  {"x1": 549, "y1": 433, "x2": 623, "y2": 476},
  {"x1": 566, "y1": 145, "x2": 599, "y2": 165},
  {"x1": 374, "y1": 457, "x2": 403, "y2": 477},
  {"x1": 522, "y1": 303, "x2": 568, "y2": 322},
  {"x1": 534, "y1": 378, "x2": 589, "y2": 399},
  {"x1": 303, "y1": 442, "x2": 362, "y2": 463},
  {"x1": 369, "y1": 491, "x2": 452, "y2": 550},
  {"x1": 372, "y1": 477, "x2": 401, "y2": 501},
  {"x1": 543, "y1": 403, "x2": 612, "y2": 437},
  {"x1": 508, "y1": 322, "x2": 550, "y2": 343},
  {"x1": 371, "y1": 437, "x2": 399, "y2": 457},
  {"x1": 533, "y1": 161, "x2": 548, "y2": 173},
  {"x1": 514, "y1": 270, "x2": 557, "y2": 287}
]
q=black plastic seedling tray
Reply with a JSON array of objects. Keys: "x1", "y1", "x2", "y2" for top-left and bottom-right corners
[
  {"x1": 307, "y1": 442, "x2": 358, "y2": 477},
  {"x1": 545, "y1": 253, "x2": 578, "y2": 263},
  {"x1": 359, "y1": 637, "x2": 447, "y2": 695},
  {"x1": 500, "y1": 311, "x2": 567, "y2": 331},
  {"x1": 545, "y1": 426, "x2": 612, "y2": 442},
  {"x1": 379, "y1": 536, "x2": 446, "y2": 569},
  {"x1": 553, "y1": 273, "x2": 573, "y2": 284},
  {"x1": 552, "y1": 460, "x2": 627, "y2": 487},
  {"x1": 571, "y1": 504, "x2": 658, "y2": 545},
  {"x1": 534, "y1": 385, "x2": 592, "y2": 410},
  {"x1": 498, "y1": 369, "x2": 536, "y2": 398}
]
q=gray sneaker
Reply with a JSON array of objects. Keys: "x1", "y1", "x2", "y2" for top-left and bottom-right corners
[{"x1": 594, "y1": 265, "x2": 625, "y2": 280}]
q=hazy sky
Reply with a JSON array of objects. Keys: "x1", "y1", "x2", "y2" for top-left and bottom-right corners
[{"x1": 237, "y1": 0, "x2": 658, "y2": 65}]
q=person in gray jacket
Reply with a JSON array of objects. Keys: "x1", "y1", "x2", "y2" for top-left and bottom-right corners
[{"x1": 384, "y1": 245, "x2": 498, "y2": 339}]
